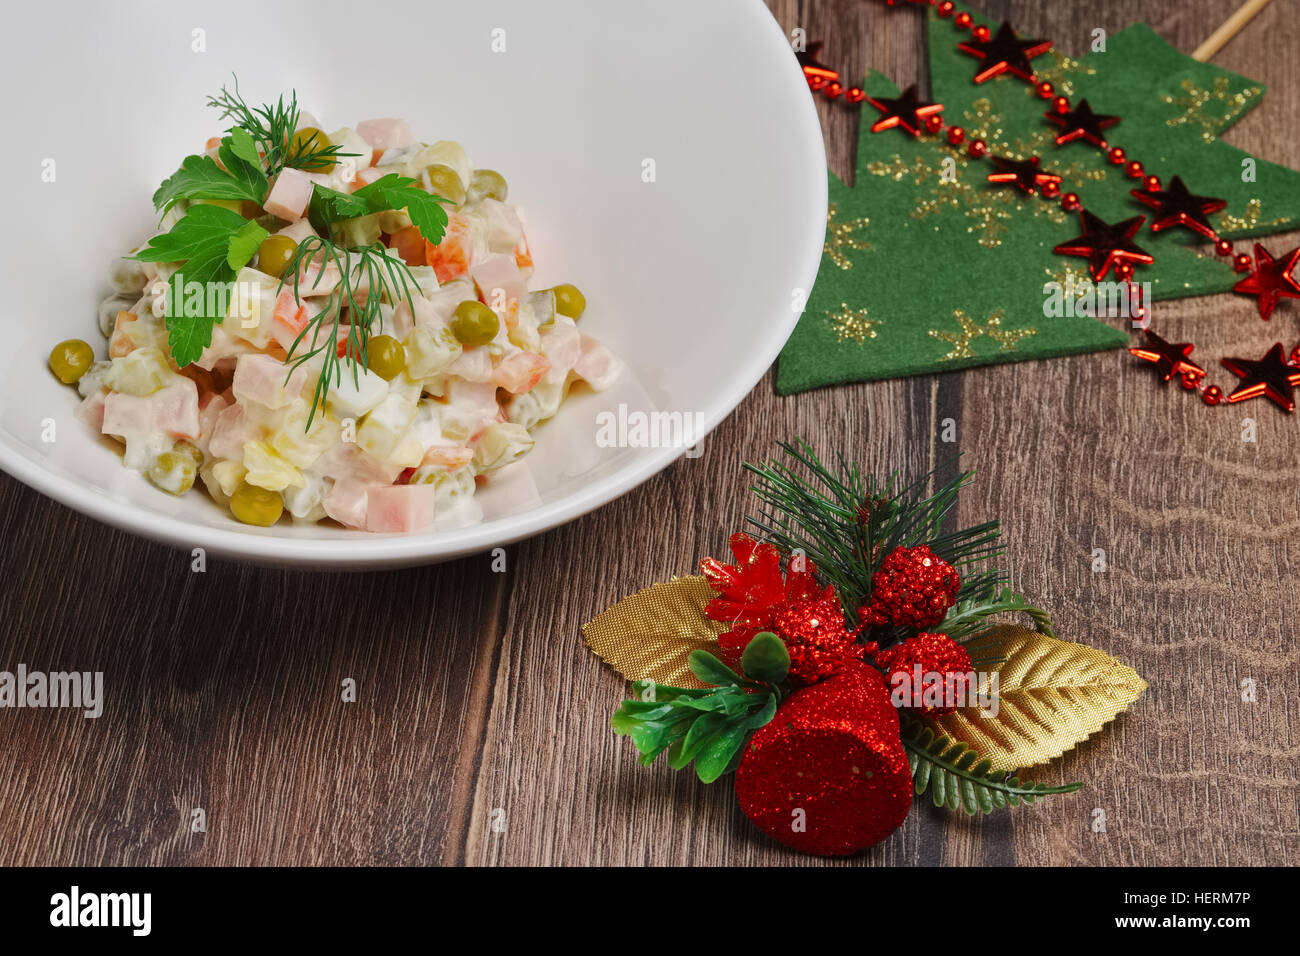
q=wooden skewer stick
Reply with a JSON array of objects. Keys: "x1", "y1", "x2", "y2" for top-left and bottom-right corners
[{"x1": 1192, "y1": 0, "x2": 1273, "y2": 61}]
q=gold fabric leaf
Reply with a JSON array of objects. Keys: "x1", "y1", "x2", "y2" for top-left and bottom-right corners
[
  {"x1": 929, "y1": 624, "x2": 1147, "y2": 772},
  {"x1": 582, "y1": 575, "x2": 726, "y2": 688}
]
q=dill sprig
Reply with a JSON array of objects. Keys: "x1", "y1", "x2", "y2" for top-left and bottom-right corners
[
  {"x1": 280, "y1": 236, "x2": 420, "y2": 427},
  {"x1": 207, "y1": 78, "x2": 355, "y2": 177}
]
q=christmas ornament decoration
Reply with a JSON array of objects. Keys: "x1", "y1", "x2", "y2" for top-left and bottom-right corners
[
  {"x1": 957, "y1": 20, "x2": 1052, "y2": 85},
  {"x1": 865, "y1": 84, "x2": 944, "y2": 136},
  {"x1": 1128, "y1": 328, "x2": 1205, "y2": 382},
  {"x1": 1231, "y1": 243, "x2": 1300, "y2": 320},
  {"x1": 777, "y1": 1, "x2": 1300, "y2": 396},
  {"x1": 1045, "y1": 99, "x2": 1119, "y2": 148},
  {"x1": 1220, "y1": 342, "x2": 1300, "y2": 411},
  {"x1": 1128, "y1": 175, "x2": 1227, "y2": 239},
  {"x1": 588, "y1": 441, "x2": 1145, "y2": 855},
  {"x1": 1053, "y1": 211, "x2": 1154, "y2": 280},
  {"x1": 872, "y1": 631, "x2": 973, "y2": 716},
  {"x1": 861, "y1": 544, "x2": 961, "y2": 628},
  {"x1": 735, "y1": 662, "x2": 913, "y2": 855},
  {"x1": 986, "y1": 155, "x2": 1062, "y2": 195}
]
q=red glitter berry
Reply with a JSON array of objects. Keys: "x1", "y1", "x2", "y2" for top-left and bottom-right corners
[
  {"x1": 873, "y1": 632, "x2": 974, "y2": 717},
  {"x1": 861, "y1": 545, "x2": 961, "y2": 629},
  {"x1": 770, "y1": 598, "x2": 860, "y2": 686},
  {"x1": 735, "y1": 662, "x2": 913, "y2": 856}
]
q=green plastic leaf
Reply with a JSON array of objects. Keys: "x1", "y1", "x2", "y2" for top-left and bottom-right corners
[
  {"x1": 687, "y1": 650, "x2": 742, "y2": 688},
  {"x1": 740, "y1": 631, "x2": 790, "y2": 685}
]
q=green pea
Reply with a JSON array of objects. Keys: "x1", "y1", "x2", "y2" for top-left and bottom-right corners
[
  {"x1": 366, "y1": 334, "x2": 406, "y2": 381},
  {"x1": 469, "y1": 169, "x2": 508, "y2": 202},
  {"x1": 257, "y1": 235, "x2": 299, "y2": 278},
  {"x1": 147, "y1": 451, "x2": 197, "y2": 496},
  {"x1": 451, "y1": 301, "x2": 501, "y2": 347},
  {"x1": 552, "y1": 284, "x2": 587, "y2": 319},
  {"x1": 49, "y1": 339, "x2": 95, "y2": 384},
  {"x1": 290, "y1": 127, "x2": 334, "y2": 168},
  {"x1": 230, "y1": 481, "x2": 284, "y2": 527},
  {"x1": 425, "y1": 164, "x2": 466, "y2": 205}
]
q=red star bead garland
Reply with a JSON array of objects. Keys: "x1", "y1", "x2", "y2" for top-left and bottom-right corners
[
  {"x1": 957, "y1": 20, "x2": 1053, "y2": 85},
  {"x1": 1232, "y1": 243, "x2": 1300, "y2": 320},
  {"x1": 1220, "y1": 343, "x2": 1300, "y2": 412}
]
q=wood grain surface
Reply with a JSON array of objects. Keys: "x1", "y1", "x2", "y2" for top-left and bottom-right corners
[{"x1": 2, "y1": 0, "x2": 1297, "y2": 867}]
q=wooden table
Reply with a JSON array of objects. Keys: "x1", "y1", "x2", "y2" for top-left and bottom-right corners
[{"x1": 2, "y1": 0, "x2": 1296, "y2": 866}]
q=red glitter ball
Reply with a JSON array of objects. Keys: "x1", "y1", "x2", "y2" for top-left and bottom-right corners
[
  {"x1": 861, "y1": 545, "x2": 961, "y2": 629},
  {"x1": 1062, "y1": 192, "x2": 1081, "y2": 212},
  {"x1": 700, "y1": 533, "x2": 831, "y2": 662},
  {"x1": 770, "y1": 598, "x2": 861, "y2": 686},
  {"x1": 937, "y1": 1, "x2": 955, "y2": 17},
  {"x1": 735, "y1": 663, "x2": 913, "y2": 856},
  {"x1": 1215, "y1": 239, "x2": 1233, "y2": 256},
  {"x1": 873, "y1": 632, "x2": 974, "y2": 717},
  {"x1": 968, "y1": 138, "x2": 988, "y2": 158},
  {"x1": 947, "y1": 125, "x2": 966, "y2": 146},
  {"x1": 1204, "y1": 385, "x2": 1223, "y2": 405},
  {"x1": 1108, "y1": 146, "x2": 1126, "y2": 165}
]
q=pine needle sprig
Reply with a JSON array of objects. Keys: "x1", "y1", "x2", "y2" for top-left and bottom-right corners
[{"x1": 743, "y1": 440, "x2": 1051, "y2": 641}]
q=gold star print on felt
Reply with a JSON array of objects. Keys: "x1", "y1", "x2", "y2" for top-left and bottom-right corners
[{"x1": 777, "y1": 3, "x2": 1300, "y2": 395}]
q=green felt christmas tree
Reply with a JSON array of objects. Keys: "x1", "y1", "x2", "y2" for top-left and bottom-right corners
[{"x1": 777, "y1": 2, "x2": 1300, "y2": 395}]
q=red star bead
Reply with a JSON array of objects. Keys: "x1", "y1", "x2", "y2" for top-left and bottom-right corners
[
  {"x1": 1054, "y1": 211, "x2": 1155, "y2": 281},
  {"x1": 865, "y1": 84, "x2": 944, "y2": 137},
  {"x1": 1128, "y1": 176, "x2": 1227, "y2": 240},
  {"x1": 1221, "y1": 343, "x2": 1300, "y2": 412},
  {"x1": 986, "y1": 155, "x2": 1062, "y2": 195},
  {"x1": 1129, "y1": 329, "x2": 1204, "y2": 382},
  {"x1": 1045, "y1": 98, "x2": 1120, "y2": 148},
  {"x1": 795, "y1": 43, "x2": 839, "y2": 87},
  {"x1": 958, "y1": 21, "x2": 1052, "y2": 84},
  {"x1": 1232, "y1": 243, "x2": 1300, "y2": 320}
]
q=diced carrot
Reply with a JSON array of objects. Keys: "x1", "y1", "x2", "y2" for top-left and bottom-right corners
[
  {"x1": 389, "y1": 225, "x2": 427, "y2": 267},
  {"x1": 205, "y1": 137, "x2": 221, "y2": 150},
  {"x1": 109, "y1": 310, "x2": 139, "y2": 358},
  {"x1": 426, "y1": 214, "x2": 472, "y2": 283},
  {"x1": 515, "y1": 232, "x2": 534, "y2": 271}
]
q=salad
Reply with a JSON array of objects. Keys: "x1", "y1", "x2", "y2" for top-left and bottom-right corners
[{"x1": 47, "y1": 82, "x2": 621, "y2": 532}]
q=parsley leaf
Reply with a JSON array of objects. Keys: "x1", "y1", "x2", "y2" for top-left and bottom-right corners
[
  {"x1": 132, "y1": 204, "x2": 270, "y2": 366},
  {"x1": 151, "y1": 132, "x2": 269, "y2": 212},
  {"x1": 307, "y1": 173, "x2": 449, "y2": 246}
]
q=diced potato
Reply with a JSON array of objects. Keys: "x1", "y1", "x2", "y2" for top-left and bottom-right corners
[
  {"x1": 404, "y1": 324, "x2": 462, "y2": 379},
  {"x1": 472, "y1": 422, "x2": 535, "y2": 472},
  {"x1": 404, "y1": 140, "x2": 471, "y2": 185},
  {"x1": 103, "y1": 347, "x2": 174, "y2": 396},
  {"x1": 357, "y1": 393, "x2": 418, "y2": 460},
  {"x1": 335, "y1": 213, "x2": 383, "y2": 248},
  {"x1": 242, "y1": 440, "x2": 306, "y2": 491},
  {"x1": 211, "y1": 459, "x2": 248, "y2": 498},
  {"x1": 271, "y1": 405, "x2": 341, "y2": 469}
]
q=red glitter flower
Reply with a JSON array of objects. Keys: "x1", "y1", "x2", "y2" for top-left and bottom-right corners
[
  {"x1": 860, "y1": 544, "x2": 961, "y2": 628},
  {"x1": 873, "y1": 632, "x2": 974, "y2": 717},
  {"x1": 700, "y1": 533, "x2": 833, "y2": 660}
]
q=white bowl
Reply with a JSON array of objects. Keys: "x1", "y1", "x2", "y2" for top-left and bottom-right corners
[{"x1": 0, "y1": 0, "x2": 826, "y2": 568}]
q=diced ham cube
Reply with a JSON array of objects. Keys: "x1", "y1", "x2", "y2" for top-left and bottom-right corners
[
  {"x1": 232, "y1": 353, "x2": 307, "y2": 409},
  {"x1": 196, "y1": 392, "x2": 231, "y2": 454},
  {"x1": 493, "y1": 351, "x2": 551, "y2": 394},
  {"x1": 469, "y1": 252, "x2": 528, "y2": 310},
  {"x1": 323, "y1": 478, "x2": 370, "y2": 529},
  {"x1": 102, "y1": 380, "x2": 200, "y2": 440},
  {"x1": 365, "y1": 484, "x2": 437, "y2": 533},
  {"x1": 275, "y1": 218, "x2": 319, "y2": 243},
  {"x1": 75, "y1": 389, "x2": 107, "y2": 431},
  {"x1": 539, "y1": 320, "x2": 583, "y2": 382},
  {"x1": 441, "y1": 379, "x2": 499, "y2": 438},
  {"x1": 263, "y1": 168, "x2": 315, "y2": 221},
  {"x1": 446, "y1": 346, "x2": 495, "y2": 382},
  {"x1": 572, "y1": 337, "x2": 623, "y2": 391},
  {"x1": 207, "y1": 402, "x2": 255, "y2": 460},
  {"x1": 357, "y1": 118, "x2": 414, "y2": 151}
]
